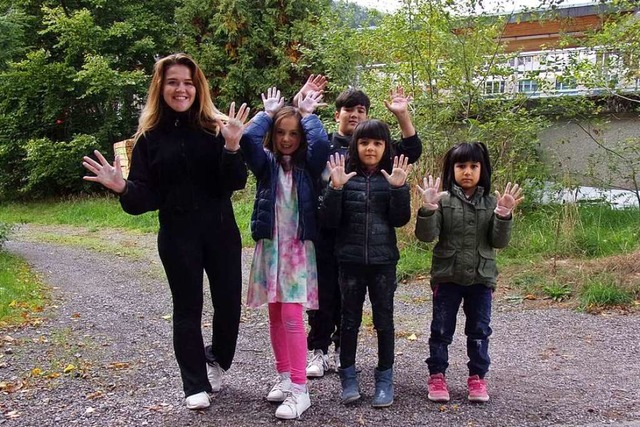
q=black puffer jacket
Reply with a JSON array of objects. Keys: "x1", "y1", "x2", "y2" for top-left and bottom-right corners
[{"x1": 321, "y1": 172, "x2": 411, "y2": 265}]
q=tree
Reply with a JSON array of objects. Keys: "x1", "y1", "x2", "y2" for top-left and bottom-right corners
[
  {"x1": 0, "y1": 0, "x2": 178, "y2": 199},
  {"x1": 175, "y1": 0, "x2": 332, "y2": 110}
]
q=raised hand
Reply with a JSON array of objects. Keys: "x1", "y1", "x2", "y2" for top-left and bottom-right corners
[
  {"x1": 326, "y1": 153, "x2": 356, "y2": 189},
  {"x1": 417, "y1": 174, "x2": 447, "y2": 211},
  {"x1": 382, "y1": 155, "x2": 412, "y2": 187},
  {"x1": 294, "y1": 74, "x2": 328, "y2": 107},
  {"x1": 215, "y1": 102, "x2": 250, "y2": 152},
  {"x1": 82, "y1": 150, "x2": 127, "y2": 194},
  {"x1": 494, "y1": 182, "x2": 524, "y2": 218},
  {"x1": 261, "y1": 87, "x2": 285, "y2": 117},
  {"x1": 298, "y1": 91, "x2": 324, "y2": 117},
  {"x1": 383, "y1": 86, "x2": 412, "y2": 117}
]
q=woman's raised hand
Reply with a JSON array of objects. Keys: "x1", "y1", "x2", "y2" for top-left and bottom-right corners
[
  {"x1": 494, "y1": 182, "x2": 524, "y2": 218},
  {"x1": 297, "y1": 91, "x2": 324, "y2": 117},
  {"x1": 261, "y1": 87, "x2": 285, "y2": 117},
  {"x1": 417, "y1": 174, "x2": 447, "y2": 211},
  {"x1": 326, "y1": 153, "x2": 356, "y2": 189},
  {"x1": 82, "y1": 150, "x2": 127, "y2": 194},
  {"x1": 382, "y1": 155, "x2": 412, "y2": 187},
  {"x1": 217, "y1": 102, "x2": 250, "y2": 152}
]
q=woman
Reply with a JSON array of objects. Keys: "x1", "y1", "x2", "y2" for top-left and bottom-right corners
[{"x1": 82, "y1": 53, "x2": 249, "y2": 410}]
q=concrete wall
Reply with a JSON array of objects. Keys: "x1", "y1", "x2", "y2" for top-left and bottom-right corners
[{"x1": 538, "y1": 113, "x2": 640, "y2": 191}]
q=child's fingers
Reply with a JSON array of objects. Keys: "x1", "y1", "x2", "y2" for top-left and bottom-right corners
[{"x1": 504, "y1": 182, "x2": 512, "y2": 195}]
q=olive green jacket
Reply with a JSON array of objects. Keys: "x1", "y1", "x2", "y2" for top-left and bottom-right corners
[{"x1": 415, "y1": 185, "x2": 513, "y2": 288}]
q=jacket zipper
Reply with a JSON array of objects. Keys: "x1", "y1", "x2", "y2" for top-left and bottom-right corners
[{"x1": 364, "y1": 175, "x2": 370, "y2": 264}]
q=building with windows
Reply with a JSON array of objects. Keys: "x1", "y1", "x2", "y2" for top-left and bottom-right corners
[
  {"x1": 482, "y1": 2, "x2": 639, "y2": 98},
  {"x1": 490, "y1": 2, "x2": 640, "y2": 198}
]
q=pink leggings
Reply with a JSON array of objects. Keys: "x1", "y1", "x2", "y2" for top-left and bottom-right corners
[{"x1": 268, "y1": 302, "x2": 307, "y2": 386}]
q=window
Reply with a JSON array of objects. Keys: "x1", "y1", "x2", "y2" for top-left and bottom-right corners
[
  {"x1": 484, "y1": 80, "x2": 505, "y2": 95},
  {"x1": 518, "y1": 79, "x2": 538, "y2": 93},
  {"x1": 555, "y1": 77, "x2": 577, "y2": 92}
]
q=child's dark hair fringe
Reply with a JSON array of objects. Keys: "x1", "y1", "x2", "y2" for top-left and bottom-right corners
[
  {"x1": 441, "y1": 142, "x2": 492, "y2": 195},
  {"x1": 347, "y1": 119, "x2": 393, "y2": 174}
]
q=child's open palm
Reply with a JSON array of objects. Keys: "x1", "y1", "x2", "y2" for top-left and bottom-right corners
[
  {"x1": 261, "y1": 87, "x2": 285, "y2": 117},
  {"x1": 298, "y1": 91, "x2": 324, "y2": 116},
  {"x1": 383, "y1": 86, "x2": 412, "y2": 116},
  {"x1": 494, "y1": 182, "x2": 524, "y2": 218},
  {"x1": 382, "y1": 155, "x2": 412, "y2": 187},
  {"x1": 417, "y1": 174, "x2": 447, "y2": 211},
  {"x1": 327, "y1": 153, "x2": 356, "y2": 189}
]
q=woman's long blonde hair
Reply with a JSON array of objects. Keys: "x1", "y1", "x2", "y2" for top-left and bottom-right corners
[{"x1": 134, "y1": 53, "x2": 227, "y2": 141}]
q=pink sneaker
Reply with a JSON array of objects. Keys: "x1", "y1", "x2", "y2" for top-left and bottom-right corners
[
  {"x1": 427, "y1": 373, "x2": 450, "y2": 402},
  {"x1": 467, "y1": 375, "x2": 489, "y2": 402}
]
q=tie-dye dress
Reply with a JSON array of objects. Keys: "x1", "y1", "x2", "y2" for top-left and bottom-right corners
[{"x1": 247, "y1": 165, "x2": 319, "y2": 309}]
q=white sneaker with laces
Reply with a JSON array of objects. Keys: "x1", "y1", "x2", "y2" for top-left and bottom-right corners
[
  {"x1": 185, "y1": 391, "x2": 210, "y2": 409},
  {"x1": 306, "y1": 350, "x2": 329, "y2": 378},
  {"x1": 207, "y1": 362, "x2": 224, "y2": 392},
  {"x1": 275, "y1": 385, "x2": 311, "y2": 419},
  {"x1": 266, "y1": 373, "x2": 292, "y2": 402}
]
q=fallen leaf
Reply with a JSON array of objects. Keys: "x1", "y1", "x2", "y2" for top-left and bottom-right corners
[
  {"x1": 71, "y1": 313, "x2": 81, "y2": 318},
  {"x1": 407, "y1": 333, "x2": 417, "y2": 341},
  {"x1": 84, "y1": 407, "x2": 95, "y2": 414},
  {"x1": 161, "y1": 315, "x2": 171, "y2": 320},
  {"x1": 5, "y1": 410, "x2": 20, "y2": 419},
  {"x1": 86, "y1": 390, "x2": 104, "y2": 400},
  {"x1": 64, "y1": 364, "x2": 77, "y2": 373},
  {"x1": 31, "y1": 368, "x2": 42, "y2": 376},
  {"x1": 108, "y1": 362, "x2": 131, "y2": 370}
]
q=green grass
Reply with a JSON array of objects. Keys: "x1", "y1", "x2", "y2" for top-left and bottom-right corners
[
  {"x1": 0, "y1": 187, "x2": 256, "y2": 247},
  {"x1": 1, "y1": 195, "x2": 639, "y2": 310},
  {"x1": 501, "y1": 204, "x2": 640, "y2": 263},
  {"x1": 0, "y1": 250, "x2": 47, "y2": 326},
  {"x1": 579, "y1": 275, "x2": 636, "y2": 311}
]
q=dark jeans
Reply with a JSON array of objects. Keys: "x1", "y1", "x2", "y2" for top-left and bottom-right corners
[
  {"x1": 158, "y1": 207, "x2": 242, "y2": 397},
  {"x1": 339, "y1": 263, "x2": 397, "y2": 371},
  {"x1": 427, "y1": 283, "x2": 493, "y2": 378},
  {"x1": 306, "y1": 230, "x2": 341, "y2": 353}
]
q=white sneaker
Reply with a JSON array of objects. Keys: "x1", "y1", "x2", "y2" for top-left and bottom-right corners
[
  {"x1": 306, "y1": 350, "x2": 329, "y2": 378},
  {"x1": 185, "y1": 391, "x2": 210, "y2": 410},
  {"x1": 266, "y1": 373, "x2": 292, "y2": 402},
  {"x1": 275, "y1": 385, "x2": 311, "y2": 419},
  {"x1": 207, "y1": 362, "x2": 224, "y2": 392}
]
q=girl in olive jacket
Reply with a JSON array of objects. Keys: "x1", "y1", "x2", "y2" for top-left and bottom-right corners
[
  {"x1": 415, "y1": 142, "x2": 524, "y2": 404},
  {"x1": 322, "y1": 119, "x2": 412, "y2": 408}
]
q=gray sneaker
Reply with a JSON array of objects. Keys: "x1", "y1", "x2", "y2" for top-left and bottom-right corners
[
  {"x1": 207, "y1": 362, "x2": 224, "y2": 392},
  {"x1": 305, "y1": 350, "x2": 329, "y2": 378}
]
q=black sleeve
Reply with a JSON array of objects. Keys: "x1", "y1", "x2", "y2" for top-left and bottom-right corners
[{"x1": 119, "y1": 137, "x2": 162, "y2": 215}]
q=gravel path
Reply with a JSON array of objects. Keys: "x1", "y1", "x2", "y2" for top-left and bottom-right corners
[{"x1": 1, "y1": 224, "x2": 639, "y2": 426}]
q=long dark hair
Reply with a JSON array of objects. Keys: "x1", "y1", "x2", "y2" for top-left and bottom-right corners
[
  {"x1": 346, "y1": 119, "x2": 392, "y2": 174},
  {"x1": 442, "y1": 142, "x2": 492, "y2": 195}
]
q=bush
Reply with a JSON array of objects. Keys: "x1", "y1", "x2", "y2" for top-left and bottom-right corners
[{"x1": 22, "y1": 134, "x2": 98, "y2": 198}]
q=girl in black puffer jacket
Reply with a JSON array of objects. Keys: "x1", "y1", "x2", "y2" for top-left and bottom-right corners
[{"x1": 321, "y1": 119, "x2": 411, "y2": 408}]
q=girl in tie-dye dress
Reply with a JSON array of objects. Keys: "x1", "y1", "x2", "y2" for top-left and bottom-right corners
[{"x1": 241, "y1": 87, "x2": 329, "y2": 420}]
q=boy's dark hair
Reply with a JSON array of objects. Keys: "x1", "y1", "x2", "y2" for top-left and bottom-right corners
[
  {"x1": 442, "y1": 142, "x2": 492, "y2": 195},
  {"x1": 347, "y1": 119, "x2": 393, "y2": 174},
  {"x1": 263, "y1": 106, "x2": 307, "y2": 163},
  {"x1": 335, "y1": 89, "x2": 371, "y2": 113}
]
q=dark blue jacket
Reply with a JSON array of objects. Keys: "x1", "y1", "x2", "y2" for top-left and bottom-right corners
[{"x1": 241, "y1": 111, "x2": 329, "y2": 242}]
